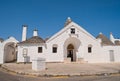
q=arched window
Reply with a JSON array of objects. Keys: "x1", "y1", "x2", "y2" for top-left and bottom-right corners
[
  {"x1": 88, "y1": 44, "x2": 92, "y2": 53},
  {"x1": 52, "y1": 44, "x2": 58, "y2": 53}
]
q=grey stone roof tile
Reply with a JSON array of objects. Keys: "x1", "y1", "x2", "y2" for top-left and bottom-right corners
[
  {"x1": 19, "y1": 36, "x2": 45, "y2": 44},
  {"x1": 96, "y1": 34, "x2": 114, "y2": 45},
  {"x1": 115, "y1": 40, "x2": 120, "y2": 45}
]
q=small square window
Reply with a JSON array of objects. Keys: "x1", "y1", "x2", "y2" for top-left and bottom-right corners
[
  {"x1": 53, "y1": 47, "x2": 57, "y2": 53},
  {"x1": 71, "y1": 28, "x2": 75, "y2": 34},
  {"x1": 38, "y1": 47, "x2": 42, "y2": 53}
]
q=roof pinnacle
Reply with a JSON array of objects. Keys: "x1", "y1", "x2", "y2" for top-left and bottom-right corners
[
  {"x1": 64, "y1": 17, "x2": 72, "y2": 27},
  {"x1": 99, "y1": 32, "x2": 102, "y2": 35}
]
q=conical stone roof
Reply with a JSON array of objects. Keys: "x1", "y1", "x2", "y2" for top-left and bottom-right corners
[
  {"x1": 19, "y1": 36, "x2": 45, "y2": 44},
  {"x1": 96, "y1": 33, "x2": 114, "y2": 45},
  {"x1": 115, "y1": 40, "x2": 120, "y2": 45}
]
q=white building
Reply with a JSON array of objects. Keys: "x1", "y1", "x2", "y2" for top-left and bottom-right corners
[
  {"x1": 17, "y1": 17, "x2": 120, "y2": 63},
  {"x1": 0, "y1": 17, "x2": 120, "y2": 64},
  {"x1": 0, "y1": 37, "x2": 18, "y2": 64}
]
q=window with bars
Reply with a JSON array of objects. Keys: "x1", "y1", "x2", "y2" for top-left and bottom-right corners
[
  {"x1": 88, "y1": 44, "x2": 92, "y2": 53},
  {"x1": 71, "y1": 28, "x2": 75, "y2": 34}
]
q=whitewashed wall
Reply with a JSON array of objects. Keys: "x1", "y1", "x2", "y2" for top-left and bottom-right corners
[
  {"x1": 46, "y1": 22, "x2": 103, "y2": 63},
  {"x1": 101, "y1": 46, "x2": 120, "y2": 62},
  {"x1": 17, "y1": 22, "x2": 120, "y2": 63},
  {"x1": 4, "y1": 44, "x2": 16, "y2": 62},
  {"x1": 0, "y1": 37, "x2": 18, "y2": 64},
  {"x1": 17, "y1": 44, "x2": 46, "y2": 62},
  {"x1": 0, "y1": 43, "x2": 4, "y2": 64}
]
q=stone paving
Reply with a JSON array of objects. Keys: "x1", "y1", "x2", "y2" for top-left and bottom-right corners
[{"x1": 1, "y1": 63, "x2": 120, "y2": 77}]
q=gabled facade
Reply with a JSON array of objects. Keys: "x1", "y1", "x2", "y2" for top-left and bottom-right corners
[{"x1": 17, "y1": 17, "x2": 120, "y2": 63}]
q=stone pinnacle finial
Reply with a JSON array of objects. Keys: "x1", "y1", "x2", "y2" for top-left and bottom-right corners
[
  {"x1": 34, "y1": 28, "x2": 38, "y2": 31},
  {"x1": 68, "y1": 17, "x2": 71, "y2": 20},
  {"x1": 67, "y1": 17, "x2": 72, "y2": 22},
  {"x1": 64, "y1": 17, "x2": 72, "y2": 27},
  {"x1": 22, "y1": 24, "x2": 28, "y2": 27},
  {"x1": 99, "y1": 32, "x2": 102, "y2": 34}
]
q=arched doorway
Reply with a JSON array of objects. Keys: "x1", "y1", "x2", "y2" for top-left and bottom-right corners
[
  {"x1": 64, "y1": 37, "x2": 81, "y2": 62},
  {"x1": 4, "y1": 42, "x2": 17, "y2": 63},
  {"x1": 67, "y1": 44, "x2": 74, "y2": 61},
  {"x1": 2, "y1": 37, "x2": 18, "y2": 63}
]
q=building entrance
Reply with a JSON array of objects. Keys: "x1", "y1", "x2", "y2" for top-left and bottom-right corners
[{"x1": 67, "y1": 44, "x2": 75, "y2": 62}]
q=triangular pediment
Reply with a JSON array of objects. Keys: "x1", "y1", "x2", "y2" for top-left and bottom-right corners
[{"x1": 46, "y1": 19, "x2": 96, "y2": 43}]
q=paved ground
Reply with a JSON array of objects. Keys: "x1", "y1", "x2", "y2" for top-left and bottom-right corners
[
  {"x1": 1, "y1": 63, "x2": 120, "y2": 76},
  {"x1": 0, "y1": 68, "x2": 120, "y2": 81}
]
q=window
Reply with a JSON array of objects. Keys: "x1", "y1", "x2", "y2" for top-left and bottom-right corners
[
  {"x1": 53, "y1": 47, "x2": 57, "y2": 53},
  {"x1": 38, "y1": 47, "x2": 42, "y2": 53},
  {"x1": 88, "y1": 44, "x2": 92, "y2": 53},
  {"x1": 88, "y1": 47, "x2": 92, "y2": 53},
  {"x1": 71, "y1": 28, "x2": 75, "y2": 34},
  {"x1": 52, "y1": 44, "x2": 58, "y2": 53}
]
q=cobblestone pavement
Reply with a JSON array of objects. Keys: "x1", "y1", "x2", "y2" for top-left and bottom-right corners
[{"x1": 1, "y1": 63, "x2": 120, "y2": 76}]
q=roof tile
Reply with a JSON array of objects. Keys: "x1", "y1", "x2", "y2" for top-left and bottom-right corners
[
  {"x1": 96, "y1": 34, "x2": 114, "y2": 45},
  {"x1": 19, "y1": 36, "x2": 45, "y2": 44}
]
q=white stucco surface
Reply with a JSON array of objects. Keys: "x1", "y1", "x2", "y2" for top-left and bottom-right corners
[
  {"x1": 17, "y1": 20, "x2": 120, "y2": 63},
  {"x1": 0, "y1": 37, "x2": 18, "y2": 64},
  {"x1": 0, "y1": 18, "x2": 119, "y2": 64}
]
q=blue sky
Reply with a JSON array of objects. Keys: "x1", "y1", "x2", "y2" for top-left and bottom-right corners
[{"x1": 0, "y1": 0, "x2": 120, "y2": 41}]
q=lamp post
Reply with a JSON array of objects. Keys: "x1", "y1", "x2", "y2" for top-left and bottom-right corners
[{"x1": 23, "y1": 48, "x2": 28, "y2": 64}]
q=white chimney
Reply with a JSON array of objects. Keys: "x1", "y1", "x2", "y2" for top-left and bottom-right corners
[
  {"x1": 33, "y1": 29, "x2": 38, "y2": 36},
  {"x1": 110, "y1": 32, "x2": 115, "y2": 43},
  {"x1": 22, "y1": 25, "x2": 27, "y2": 41}
]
